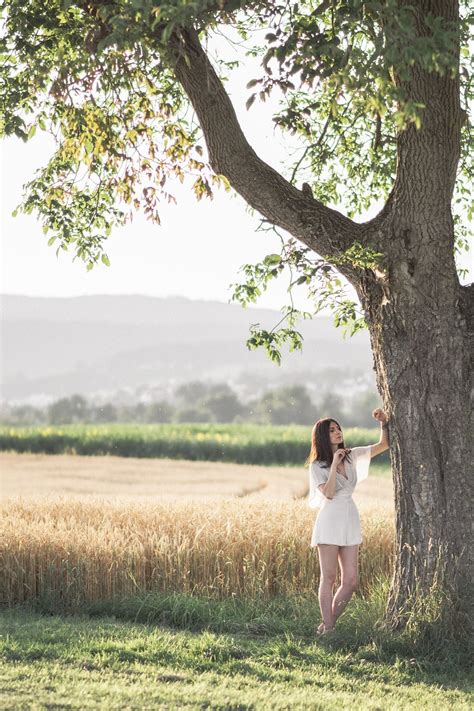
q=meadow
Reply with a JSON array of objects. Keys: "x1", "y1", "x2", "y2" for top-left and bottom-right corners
[
  {"x1": 2, "y1": 598, "x2": 472, "y2": 710},
  {"x1": 2, "y1": 493, "x2": 472, "y2": 709}
]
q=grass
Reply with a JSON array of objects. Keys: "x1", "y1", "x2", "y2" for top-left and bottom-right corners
[{"x1": 1, "y1": 583, "x2": 472, "y2": 710}]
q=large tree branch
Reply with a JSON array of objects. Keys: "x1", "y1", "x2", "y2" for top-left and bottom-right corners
[{"x1": 170, "y1": 27, "x2": 364, "y2": 268}]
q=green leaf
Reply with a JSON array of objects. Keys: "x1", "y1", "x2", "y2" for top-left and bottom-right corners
[
  {"x1": 263, "y1": 254, "x2": 282, "y2": 266},
  {"x1": 246, "y1": 94, "x2": 256, "y2": 111}
]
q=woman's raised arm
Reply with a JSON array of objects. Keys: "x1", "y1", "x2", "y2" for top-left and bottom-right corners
[{"x1": 369, "y1": 408, "x2": 389, "y2": 458}]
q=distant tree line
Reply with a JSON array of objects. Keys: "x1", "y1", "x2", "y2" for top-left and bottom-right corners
[{"x1": 0, "y1": 381, "x2": 380, "y2": 429}]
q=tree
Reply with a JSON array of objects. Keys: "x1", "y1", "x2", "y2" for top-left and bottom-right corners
[
  {"x1": 176, "y1": 406, "x2": 212, "y2": 423},
  {"x1": 145, "y1": 400, "x2": 175, "y2": 423},
  {"x1": 251, "y1": 384, "x2": 315, "y2": 424},
  {"x1": 174, "y1": 381, "x2": 210, "y2": 405},
  {"x1": 203, "y1": 387, "x2": 245, "y2": 422},
  {"x1": 1, "y1": 1, "x2": 472, "y2": 634},
  {"x1": 175, "y1": 382, "x2": 244, "y2": 421},
  {"x1": 317, "y1": 391, "x2": 346, "y2": 426},
  {"x1": 0, "y1": 403, "x2": 47, "y2": 426},
  {"x1": 91, "y1": 402, "x2": 118, "y2": 423},
  {"x1": 47, "y1": 394, "x2": 90, "y2": 424}
]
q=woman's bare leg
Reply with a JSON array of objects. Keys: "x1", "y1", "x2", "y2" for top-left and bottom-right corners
[
  {"x1": 317, "y1": 544, "x2": 339, "y2": 630},
  {"x1": 331, "y1": 545, "x2": 359, "y2": 624}
]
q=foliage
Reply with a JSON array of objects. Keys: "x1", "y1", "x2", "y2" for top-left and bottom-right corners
[
  {"x1": 1, "y1": 0, "x2": 229, "y2": 268},
  {"x1": 248, "y1": 384, "x2": 315, "y2": 425},
  {"x1": 175, "y1": 381, "x2": 245, "y2": 422},
  {"x1": 1, "y1": 380, "x2": 383, "y2": 428},
  {"x1": 0, "y1": 0, "x2": 471, "y2": 354},
  {"x1": 231, "y1": 234, "x2": 384, "y2": 360},
  {"x1": 47, "y1": 394, "x2": 90, "y2": 424},
  {"x1": 203, "y1": 389, "x2": 245, "y2": 422}
]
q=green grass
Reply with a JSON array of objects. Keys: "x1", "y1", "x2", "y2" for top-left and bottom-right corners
[
  {"x1": 0, "y1": 423, "x2": 390, "y2": 467},
  {"x1": 363, "y1": 461, "x2": 390, "y2": 477},
  {"x1": 1, "y1": 583, "x2": 472, "y2": 710}
]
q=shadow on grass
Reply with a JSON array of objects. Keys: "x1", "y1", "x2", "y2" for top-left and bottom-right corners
[{"x1": 8, "y1": 577, "x2": 471, "y2": 688}]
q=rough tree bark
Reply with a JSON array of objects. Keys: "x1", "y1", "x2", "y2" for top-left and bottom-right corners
[{"x1": 168, "y1": 1, "x2": 474, "y2": 633}]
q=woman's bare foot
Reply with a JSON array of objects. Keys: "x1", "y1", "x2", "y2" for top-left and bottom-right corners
[
  {"x1": 316, "y1": 622, "x2": 325, "y2": 635},
  {"x1": 320, "y1": 625, "x2": 335, "y2": 635}
]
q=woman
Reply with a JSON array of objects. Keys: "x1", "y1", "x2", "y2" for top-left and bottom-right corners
[{"x1": 308, "y1": 408, "x2": 389, "y2": 636}]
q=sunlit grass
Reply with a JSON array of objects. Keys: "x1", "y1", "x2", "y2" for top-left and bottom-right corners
[{"x1": 1, "y1": 590, "x2": 471, "y2": 710}]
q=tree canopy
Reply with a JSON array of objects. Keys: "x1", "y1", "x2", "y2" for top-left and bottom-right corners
[{"x1": 1, "y1": 1, "x2": 471, "y2": 353}]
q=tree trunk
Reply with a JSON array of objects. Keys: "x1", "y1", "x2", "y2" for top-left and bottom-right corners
[
  {"x1": 355, "y1": 214, "x2": 473, "y2": 632},
  {"x1": 359, "y1": 0, "x2": 473, "y2": 632},
  {"x1": 169, "y1": 10, "x2": 473, "y2": 635}
]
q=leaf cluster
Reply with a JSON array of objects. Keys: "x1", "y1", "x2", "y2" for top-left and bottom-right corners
[
  {"x1": 231, "y1": 232, "x2": 380, "y2": 363},
  {"x1": 240, "y1": 1, "x2": 466, "y2": 217},
  {"x1": 228, "y1": 1, "x2": 472, "y2": 357},
  {"x1": 1, "y1": 0, "x2": 231, "y2": 268}
]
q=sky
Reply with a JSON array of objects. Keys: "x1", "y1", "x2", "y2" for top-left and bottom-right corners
[
  {"x1": 0, "y1": 31, "x2": 317, "y2": 313},
  {"x1": 1, "y1": 29, "x2": 472, "y2": 313}
]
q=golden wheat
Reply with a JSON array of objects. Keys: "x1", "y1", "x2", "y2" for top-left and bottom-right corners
[{"x1": 0, "y1": 499, "x2": 394, "y2": 607}]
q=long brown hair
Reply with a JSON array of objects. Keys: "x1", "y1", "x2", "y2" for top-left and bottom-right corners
[{"x1": 306, "y1": 417, "x2": 351, "y2": 467}]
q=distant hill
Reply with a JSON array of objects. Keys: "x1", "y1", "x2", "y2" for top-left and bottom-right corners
[{"x1": 0, "y1": 294, "x2": 374, "y2": 402}]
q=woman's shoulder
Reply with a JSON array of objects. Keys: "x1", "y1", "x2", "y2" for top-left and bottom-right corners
[{"x1": 309, "y1": 459, "x2": 329, "y2": 470}]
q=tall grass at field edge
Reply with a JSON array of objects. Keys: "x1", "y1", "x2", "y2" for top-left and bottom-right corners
[{"x1": 11, "y1": 578, "x2": 473, "y2": 674}]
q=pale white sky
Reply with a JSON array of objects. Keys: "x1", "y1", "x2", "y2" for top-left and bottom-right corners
[
  {"x1": 0, "y1": 33, "x2": 319, "y2": 312},
  {"x1": 1, "y1": 30, "x2": 472, "y2": 310}
]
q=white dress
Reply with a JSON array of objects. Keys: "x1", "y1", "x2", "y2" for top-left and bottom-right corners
[{"x1": 308, "y1": 445, "x2": 372, "y2": 547}]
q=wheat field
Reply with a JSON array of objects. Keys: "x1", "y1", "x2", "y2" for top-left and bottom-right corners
[
  {"x1": 0, "y1": 452, "x2": 394, "y2": 608},
  {"x1": 1, "y1": 499, "x2": 394, "y2": 606}
]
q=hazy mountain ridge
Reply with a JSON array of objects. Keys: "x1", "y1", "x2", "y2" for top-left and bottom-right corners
[{"x1": 0, "y1": 295, "x2": 374, "y2": 403}]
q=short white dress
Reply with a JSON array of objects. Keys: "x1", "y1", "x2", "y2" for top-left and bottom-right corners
[{"x1": 308, "y1": 445, "x2": 372, "y2": 547}]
